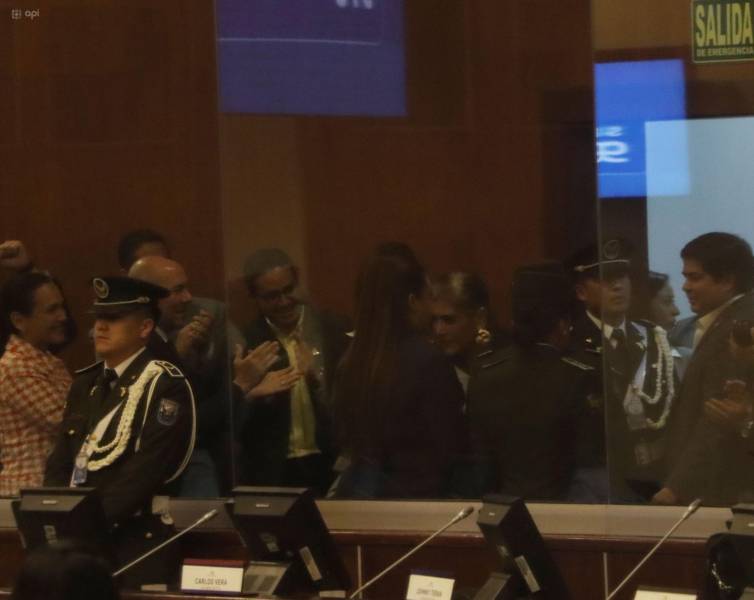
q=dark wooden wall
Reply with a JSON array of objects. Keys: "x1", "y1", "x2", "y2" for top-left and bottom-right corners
[
  {"x1": 218, "y1": 0, "x2": 596, "y2": 325},
  {"x1": 2, "y1": 0, "x2": 598, "y2": 362},
  {"x1": 0, "y1": 0, "x2": 224, "y2": 369}
]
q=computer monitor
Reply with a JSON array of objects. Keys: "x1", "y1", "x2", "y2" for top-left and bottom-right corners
[
  {"x1": 226, "y1": 486, "x2": 351, "y2": 597},
  {"x1": 701, "y1": 504, "x2": 754, "y2": 598},
  {"x1": 475, "y1": 495, "x2": 572, "y2": 600},
  {"x1": 11, "y1": 487, "x2": 110, "y2": 557}
]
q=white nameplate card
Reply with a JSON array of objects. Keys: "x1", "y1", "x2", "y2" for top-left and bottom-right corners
[
  {"x1": 634, "y1": 588, "x2": 697, "y2": 600},
  {"x1": 406, "y1": 574, "x2": 455, "y2": 600},
  {"x1": 180, "y1": 559, "x2": 244, "y2": 594}
]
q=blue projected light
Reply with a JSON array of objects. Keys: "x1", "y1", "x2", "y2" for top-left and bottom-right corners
[
  {"x1": 595, "y1": 59, "x2": 687, "y2": 198},
  {"x1": 216, "y1": 0, "x2": 406, "y2": 117}
]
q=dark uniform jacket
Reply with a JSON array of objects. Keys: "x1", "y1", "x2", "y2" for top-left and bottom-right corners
[
  {"x1": 664, "y1": 293, "x2": 754, "y2": 504},
  {"x1": 44, "y1": 349, "x2": 195, "y2": 524},
  {"x1": 568, "y1": 313, "x2": 675, "y2": 501},
  {"x1": 236, "y1": 307, "x2": 350, "y2": 487},
  {"x1": 468, "y1": 343, "x2": 592, "y2": 501}
]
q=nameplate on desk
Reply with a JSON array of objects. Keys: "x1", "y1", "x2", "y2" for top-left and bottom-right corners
[
  {"x1": 406, "y1": 574, "x2": 455, "y2": 600},
  {"x1": 634, "y1": 587, "x2": 697, "y2": 600},
  {"x1": 180, "y1": 558, "x2": 244, "y2": 594}
]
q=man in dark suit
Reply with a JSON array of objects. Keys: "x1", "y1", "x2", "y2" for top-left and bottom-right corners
[
  {"x1": 236, "y1": 249, "x2": 349, "y2": 494},
  {"x1": 45, "y1": 276, "x2": 195, "y2": 587},
  {"x1": 567, "y1": 241, "x2": 676, "y2": 502},
  {"x1": 653, "y1": 232, "x2": 754, "y2": 506}
]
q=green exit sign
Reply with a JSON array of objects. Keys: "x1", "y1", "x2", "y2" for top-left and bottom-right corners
[{"x1": 692, "y1": 0, "x2": 754, "y2": 62}]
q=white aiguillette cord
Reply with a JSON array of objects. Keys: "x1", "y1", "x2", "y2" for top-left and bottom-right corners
[
  {"x1": 605, "y1": 499, "x2": 702, "y2": 600},
  {"x1": 348, "y1": 506, "x2": 475, "y2": 600}
]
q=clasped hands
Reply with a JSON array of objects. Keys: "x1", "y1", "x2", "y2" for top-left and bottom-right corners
[{"x1": 233, "y1": 336, "x2": 316, "y2": 399}]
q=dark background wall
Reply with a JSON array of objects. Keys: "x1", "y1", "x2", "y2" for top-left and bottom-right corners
[
  {"x1": 1, "y1": 0, "x2": 597, "y2": 367},
  {"x1": 219, "y1": 0, "x2": 597, "y2": 328},
  {"x1": 0, "y1": 0, "x2": 224, "y2": 368}
]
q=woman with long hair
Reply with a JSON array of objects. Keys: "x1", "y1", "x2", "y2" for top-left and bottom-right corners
[{"x1": 333, "y1": 253, "x2": 466, "y2": 498}]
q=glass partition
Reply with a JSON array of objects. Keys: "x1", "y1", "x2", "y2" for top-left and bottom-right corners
[
  {"x1": 216, "y1": 0, "x2": 601, "y2": 499},
  {"x1": 593, "y1": 0, "x2": 754, "y2": 507}
]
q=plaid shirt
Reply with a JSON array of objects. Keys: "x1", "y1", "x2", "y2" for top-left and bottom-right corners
[{"x1": 0, "y1": 335, "x2": 71, "y2": 496}]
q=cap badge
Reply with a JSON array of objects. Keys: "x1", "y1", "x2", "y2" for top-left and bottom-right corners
[
  {"x1": 603, "y1": 239, "x2": 621, "y2": 260},
  {"x1": 93, "y1": 278, "x2": 110, "y2": 299}
]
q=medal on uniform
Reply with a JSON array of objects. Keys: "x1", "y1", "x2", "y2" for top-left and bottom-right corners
[
  {"x1": 625, "y1": 386, "x2": 647, "y2": 431},
  {"x1": 72, "y1": 440, "x2": 90, "y2": 485}
]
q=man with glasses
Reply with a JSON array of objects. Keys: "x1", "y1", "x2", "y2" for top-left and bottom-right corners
[{"x1": 237, "y1": 248, "x2": 350, "y2": 493}]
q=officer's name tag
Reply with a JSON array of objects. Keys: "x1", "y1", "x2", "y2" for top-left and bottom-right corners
[
  {"x1": 180, "y1": 559, "x2": 244, "y2": 594},
  {"x1": 634, "y1": 588, "x2": 697, "y2": 600},
  {"x1": 405, "y1": 574, "x2": 455, "y2": 600}
]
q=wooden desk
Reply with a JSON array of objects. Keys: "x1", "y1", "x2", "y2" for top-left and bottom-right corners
[
  {"x1": 0, "y1": 499, "x2": 726, "y2": 599},
  {"x1": 0, "y1": 527, "x2": 708, "y2": 600}
]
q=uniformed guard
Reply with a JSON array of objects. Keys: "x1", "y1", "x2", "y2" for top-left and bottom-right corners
[
  {"x1": 44, "y1": 276, "x2": 196, "y2": 588},
  {"x1": 468, "y1": 263, "x2": 592, "y2": 501},
  {"x1": 566, "y1": 240, "x2": 676, "y2": 502}
]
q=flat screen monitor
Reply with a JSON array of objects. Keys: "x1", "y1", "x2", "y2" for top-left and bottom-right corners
[
  {"x1": 227, "y1": 486, "x2": 351, "y2": 596},
  {"x1": 476, "y1": 495, "x2": 572, "y2": 600},
  {"x1": 11, "y1": 487, "x2": 110, "y2": 557}
]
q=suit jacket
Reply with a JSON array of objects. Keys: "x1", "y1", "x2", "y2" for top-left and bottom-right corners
[
  {"x1": 236, "y1": 307, "x2": 350, "y2": 486},
  {"x1": 670, "y1": 315, "x2": 697, "y2": 349},
  {"x1": 44, "y1": 349, "x2": 194, "y2": 524},
  {"x1": 664, "y1": 293, "x2": 754, "y2": 504}
]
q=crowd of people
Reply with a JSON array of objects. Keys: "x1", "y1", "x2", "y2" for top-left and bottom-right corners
[{"x1": 2, "y1": 229, "x2": 754, "y2": 513}]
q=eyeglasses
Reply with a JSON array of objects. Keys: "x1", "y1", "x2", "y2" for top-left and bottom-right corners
[{"x1": 257, "y1": 283, "x2": 297, "y2": 303}]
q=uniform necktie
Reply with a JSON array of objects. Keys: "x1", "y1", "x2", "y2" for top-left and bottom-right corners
[
  {"x1": 103, "y1": 368, "x2": 118, "y2": 389},
  {"x1": 96, "y1": 368, "x2": 118, "y2": 402},
  {"x1": 608, "y1": 328, "x2": 629, "y2": 379},
  {"x1": 611, "y1": 328, "x2": 626, "y2": 349}
]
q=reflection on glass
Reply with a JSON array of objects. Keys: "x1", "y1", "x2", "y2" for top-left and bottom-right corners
[
  {"x1": 235, "y1": 249, "x2": 350, "y2": 495},
  {"x1": 597, "y1": 63, "x2": 754, "y2": 507}
]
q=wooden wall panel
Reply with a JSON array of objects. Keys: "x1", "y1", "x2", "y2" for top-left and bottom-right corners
[
  {"x1": 0, "y1": 0, "x2": 223, "y2": 370},
  {"x1": 218, "y1": 0, "x2": 596, "y2": 325}
]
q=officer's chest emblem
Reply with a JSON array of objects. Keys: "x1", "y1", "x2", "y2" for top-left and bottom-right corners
[{"x1": 157, "y1": 398, "x2": 180, "y2": 426}]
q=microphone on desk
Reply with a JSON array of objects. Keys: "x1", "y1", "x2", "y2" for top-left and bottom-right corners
[
  {"x1": 348, "y1": 506, "x2": 475, "y2": 600},
  {"x1": 605, "y1": 498, "x2": 702, "y2": 600},
  {"x1": 112, "y1": 508, "x2": 219, "y2": 578}
]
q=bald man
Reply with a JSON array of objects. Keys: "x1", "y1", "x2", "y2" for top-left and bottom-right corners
[
  {"x1": 129, "y1": 255, "x2": 243, "y2": 496},
  {"x1": 130, "y1": 256, "x2": 207, "y2": 362}
]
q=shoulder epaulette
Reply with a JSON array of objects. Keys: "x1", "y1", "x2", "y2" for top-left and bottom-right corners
[
  {"x1": 632, "y1": 318, "x2": 655, "y2": 328},
  {"x1": 481, "y1": 357, "x2": 508, "y2": 369},
  {"x1": 153, "y1": 360, "x2": 185, "y2": 378},
  {"x1": 75, "y1": 360, "x2": 103, "y2": 375},
  {"x1": 561, "y1": 356, "x2": 595, "y2": 371}
]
